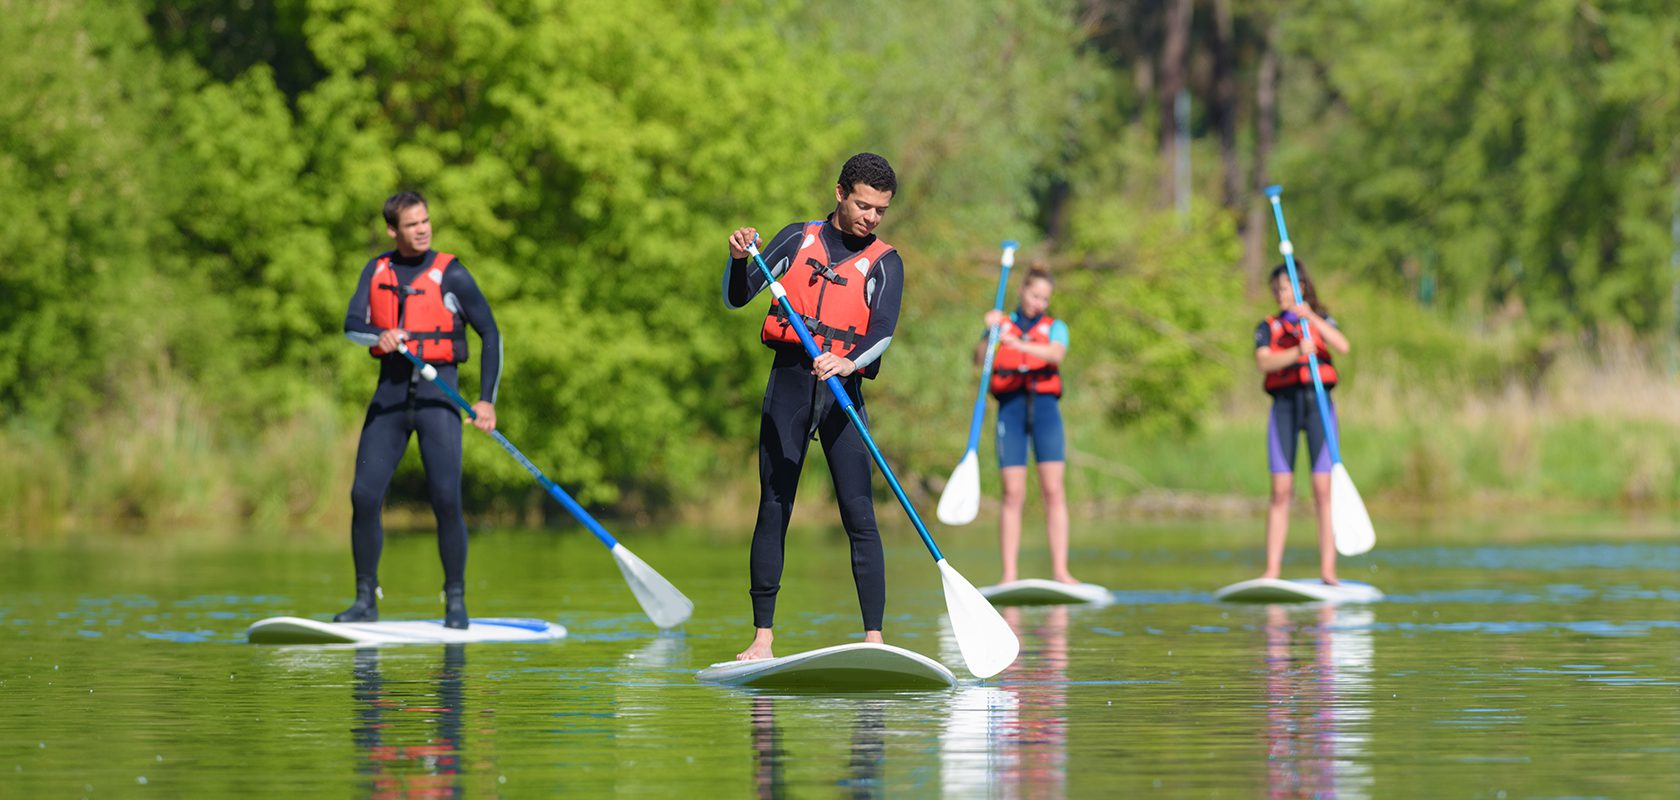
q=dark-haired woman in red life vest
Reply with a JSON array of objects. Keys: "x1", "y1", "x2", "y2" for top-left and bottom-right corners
[
  {"x1": 978, "y1": 263, "x2": 1078, "y2": 588},
  {"x1": 1254, "y1": 262, "x2": 1350, "y2": 585}
]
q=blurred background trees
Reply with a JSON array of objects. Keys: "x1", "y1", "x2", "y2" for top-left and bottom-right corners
[{"x1": 3, "y1": 0, "x2": 1675, "y2": 530}]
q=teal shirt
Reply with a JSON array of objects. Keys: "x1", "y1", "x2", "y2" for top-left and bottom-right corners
[{"x1": 1010, "y1": 311, "x2": 1069, "y2": 350}]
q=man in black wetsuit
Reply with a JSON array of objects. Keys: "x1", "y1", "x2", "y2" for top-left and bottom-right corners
[
  {"x1": 336, "y1": 192, "x2": 502, "y2": 629},
  {"x1": 723, "y1": 153, "x2": 904, "y2": 660}
]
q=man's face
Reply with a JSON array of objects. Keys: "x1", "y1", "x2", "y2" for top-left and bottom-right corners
[
  {"x1": 833, "y1": 183, "x2": 892, "y2": 237},
  {"x1": 388, "y1": 203, "x2": 432, "y2": 256}
]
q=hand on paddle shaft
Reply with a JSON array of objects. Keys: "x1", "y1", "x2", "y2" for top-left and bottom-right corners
[
  {"x1": 385, "y1": 330, "x2": 495, "y2": 431},
  {"x1": 811, "y1": 352, "x2": 857, "y2": 380}
]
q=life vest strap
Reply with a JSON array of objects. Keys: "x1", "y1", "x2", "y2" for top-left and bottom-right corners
[
  {"x1": 771, "y1": 306, "x2": 861, "y2": 349},
  {"x1": 803, "y1": 256, "x2": 849, "y2": 287}
]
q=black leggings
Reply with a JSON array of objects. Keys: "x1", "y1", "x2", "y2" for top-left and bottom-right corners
[
  {"x1": 750, "y1": 352, "x2": 886, "y2": 630},
  {"x1": 349, "y1": 367, "x2": 468, "y2": 587}
]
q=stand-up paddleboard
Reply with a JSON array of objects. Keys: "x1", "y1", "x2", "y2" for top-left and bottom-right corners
[
  {"x1": 696, "y1": 643, "x2": 956, "y2": 690},
  {"x1": 980, "y1": 579, "x2": 1112, "y2": 606},
  {"x1": 247, "y1": 616, "x2": 567, "y2": 645},
  {"x1": 1213, "y1": 578, "x2": 1383, "y2": 604}
]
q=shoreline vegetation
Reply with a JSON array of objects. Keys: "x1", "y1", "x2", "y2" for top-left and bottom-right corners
[
  {"x1": 10, "y1": 273, "x2": 1680, "y2": 539},
  {"x1": 7, "y1": 4, "x2": 1676, "y2": 540}
]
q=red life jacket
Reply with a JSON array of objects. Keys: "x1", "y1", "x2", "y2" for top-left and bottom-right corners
[
  {"x1": 367, "y1": 252, "x2": 467, "y2": 364},
  {"x1": 760, "y1": 220, "x2": 894, "y2": 356},
  {"x1": 1262, "y1": 313, "x2": 1337, "y2": 392},
  {"x1": 990, "y1": 314, "x2": 1063, "y2": 398}
]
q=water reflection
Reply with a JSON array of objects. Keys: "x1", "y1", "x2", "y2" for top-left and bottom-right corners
[
  {"x1": 352, "y1": 645, "x2": 467, "y2": 799},
  {"x1": 1262, "y1": 605, "x2": 1375, "y2": 799},
  {"x1": 749, "y1": 696, "x2": 887, "y2": 799},
  {"x1": 941, "y1": 605, "x2": 1072, "y2": 799}
]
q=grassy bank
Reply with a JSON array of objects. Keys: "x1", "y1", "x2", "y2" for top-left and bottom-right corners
[{"x1": 8, "y1": 267, "x2": 1679, "y2": 538}]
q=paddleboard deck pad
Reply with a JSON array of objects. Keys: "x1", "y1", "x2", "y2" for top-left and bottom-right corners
[
  {"x1": 980, "y1": 579, "x2": 1112, "y2": 606},
  {"x1": 247, "y1": 616, "x2": 567, "y2": 645},
  {"x1": 1213, "y1": 578, "x2": 1383, "y2": 604},
  {"x1": 697, "y1": 643, "x2": 956, "y2": 690}
]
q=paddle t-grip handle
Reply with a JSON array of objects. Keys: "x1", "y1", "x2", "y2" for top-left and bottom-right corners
[{"x1": 397, "y1": 345, "x2": 446, "y2": 400}]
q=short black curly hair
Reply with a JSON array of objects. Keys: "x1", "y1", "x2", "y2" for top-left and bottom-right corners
[{"x1": 837, "y1": 153, "x2": 897, "y2": 197}]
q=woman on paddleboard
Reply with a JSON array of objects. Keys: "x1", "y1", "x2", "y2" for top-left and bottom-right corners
[
  {"x1": 981, "y1": 263, "x2": 1079, "y2": 586},
  {"x1": 1254, "y1": 262, "x2": 1350, "y2": 584},
  {"x1": 722, "y1": 153, "x2": 904, "y2": 661}
]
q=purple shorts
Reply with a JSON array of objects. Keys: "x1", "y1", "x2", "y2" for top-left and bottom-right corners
[{"x1": 1267, "y1": 386, "x2": 1337, "y2": 475}]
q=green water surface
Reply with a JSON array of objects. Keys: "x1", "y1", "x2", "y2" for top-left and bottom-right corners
[{"x1": 3, "y1": 519, "x2": 1677, "y2": 797}]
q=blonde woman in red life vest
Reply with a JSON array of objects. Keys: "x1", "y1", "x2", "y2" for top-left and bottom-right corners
[
  {"x1": 1254, "y1": 262, "x2": 1350, "y2": 584},
  {"x1": 978, "y1": 263, "x2": 1079, "y2": 586}
]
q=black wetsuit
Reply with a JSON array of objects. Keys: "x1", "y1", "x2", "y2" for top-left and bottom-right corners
[
  {"x1": 724, "y1": 217, "x2": 904, "y2": 631},
  {"x1": 343, "y1": 250, "x2": 502, "y2": 588}
]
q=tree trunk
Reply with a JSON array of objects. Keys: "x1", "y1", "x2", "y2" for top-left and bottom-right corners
[
  {"x1": 1213, "y1": 0, "x2": 1240, "y2": 210},
  {"x1": 1157, "y1": 0, "x2": 1194, "y2": 207},
  {"x1": 1244, "y1": 16, "x2": 1281, "y2": 299}
]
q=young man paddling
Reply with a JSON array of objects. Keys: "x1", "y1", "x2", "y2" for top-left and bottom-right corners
[
  {"x1": 336, "y1": 192, "x2": 501, "y2": 628},
  {"x1": 723, "y1": 153, "x2": 904, "y2": 661}
]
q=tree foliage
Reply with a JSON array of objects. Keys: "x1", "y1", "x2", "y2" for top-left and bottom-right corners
[{"x1": 2, "y1": 0, "x2": 1676, "y2": 526}]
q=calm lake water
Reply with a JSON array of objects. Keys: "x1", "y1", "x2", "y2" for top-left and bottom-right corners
[{"x1": 4, "y1": 517, "x2": 1677, "y2": 797}]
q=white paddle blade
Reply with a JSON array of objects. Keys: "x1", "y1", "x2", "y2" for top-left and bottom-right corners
[
  {"x1": 610, "y1": 543, "x2": 695, "y2": 629},
  {"x1": 1329, "y1": 463, "x2": 1376, "y2": 556},
  {"x1": 936, "y1": 450, "x2": 982, "y2": 526},
  {"x1": 937, "y1": 559, "x2": 1019, "y2": 678}
]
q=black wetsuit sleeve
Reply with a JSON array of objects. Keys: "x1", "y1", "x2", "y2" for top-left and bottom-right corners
[
  {"x1": 722, "y1": 222, "x2": 807, "y2": 309},
  {"x1": 442, "y1": 262, "x2": 503, "y2": 404},
  {"x1": 847, "y1": 250, "x2": 903, "y2": 375},
  {"x1": 344, "y1": 259, "x2": 382, "y2": 347},
  {"x1": 1254, "y1": 320, "x2": 1270, "y2": 350}
]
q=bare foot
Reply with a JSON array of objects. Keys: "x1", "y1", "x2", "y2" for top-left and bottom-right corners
[
  {"x1": 1321, "y1": 574, "x2": 1340, "y2": 586},
  {"x1": 735, "y1": 628, "x2": 774, "y2": 661},
  {"x1": 1259, "y1": 570, "x2": 1281, "y2": 580},
  {"x1": 999, "y1": 573, "x2": 1017, "y2": 585},
  {"x1": 863, "y1": 630, "x2": 884, "y2": 645},
  {"x1": 1054, "y1": 573, "x2": 1081, "y2": 586}
]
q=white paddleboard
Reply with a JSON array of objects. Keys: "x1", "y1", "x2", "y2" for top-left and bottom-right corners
[
  {"x1": 1213, "y1": 578, "x2": 1383, "y2": 604},
  {"x1": 247, "y1": 616, "x2": 567, "y2": 645},
  {"x1": 696, "y1": 642, "x2": 956, "y2": 690},
  {"x1": 979, "y1": 579, "x2": 1112, "y2": 606}
]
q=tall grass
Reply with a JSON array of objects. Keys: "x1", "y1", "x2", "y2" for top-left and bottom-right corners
[
  {"x1": 1, "y1": 368, "x2": 357, "y2": 537},
  {"x1": 8, "y1": 272, "x2": 1679, "y2": 538},
  {"x1": 1050, "y1": 328, "x2": 1680, "y2": 516}
]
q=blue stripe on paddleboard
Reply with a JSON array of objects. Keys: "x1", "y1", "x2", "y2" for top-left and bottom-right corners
[{"x1": 463, "y1": 618, "x2": 555, "y2": 632}]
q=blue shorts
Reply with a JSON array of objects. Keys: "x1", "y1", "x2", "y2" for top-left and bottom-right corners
[
  {"x1": 1267, "y1": 386, "x2": 1337, "y2": 475},
  {"x1": 996, "y1": 391, "x2": 1065, "y2": 468}
]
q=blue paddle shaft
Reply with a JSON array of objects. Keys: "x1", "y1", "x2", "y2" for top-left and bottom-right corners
[
  {"x1": 1263, "y1": 186, "x2": 1344, "y2": 465},
  {"x1": 964, "y1": 242, "x2": 1017, "y2": 452},
  {"x1": 394, "y1": 346, "x2": 620, "y2": 548},
  {"x1": 746, "y1": 245, "x2": 946, "y2": 561}
]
